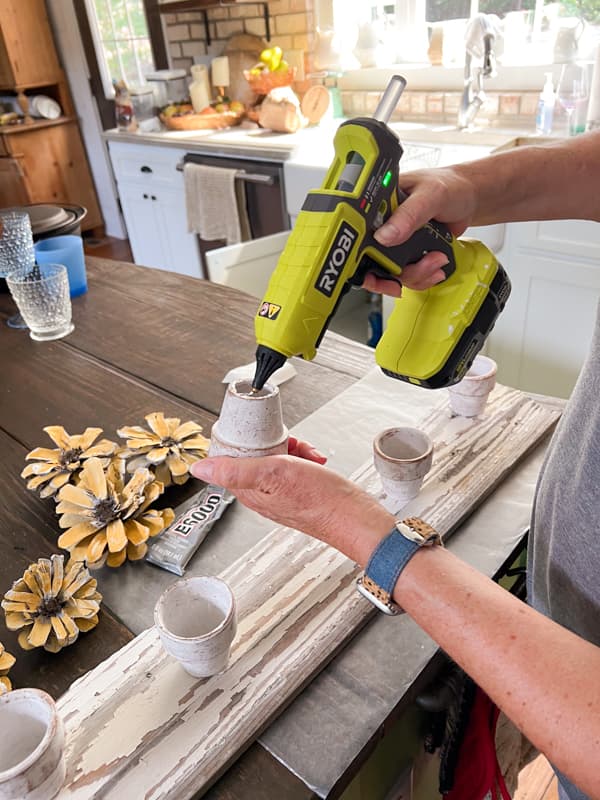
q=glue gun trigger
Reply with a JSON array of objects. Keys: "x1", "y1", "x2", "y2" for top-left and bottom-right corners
[{"x1": 364, "y1": 264, "x2": 403, "y2": 288}]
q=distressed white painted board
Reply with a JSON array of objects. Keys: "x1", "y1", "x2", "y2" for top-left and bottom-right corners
[{"x1": 56, "y1": 384, "x2": 561, "y2": 799}]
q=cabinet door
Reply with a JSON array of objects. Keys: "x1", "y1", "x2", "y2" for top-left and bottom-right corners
[
  {"x1": 117, "y1": 186, "x2": 168, "y2": 270},
  {"x1": 5, "y1": 121, "x2": 102, "y2": 229},
  {"x1": 153, "y1": 185, "x2": 204, "y2": 279},
  {"x1": 118, "y1": 184, "x2": 203, "y2": 278},
  {"x1": 0, "y1": 0, "x2": 61, "y2": 88},
  {"x1": 0, "y1": 156, "x2": 29, "y2": 205},
  {"x1": 487, "y1": 220, "x2": 600, "y2": 398},
  {"x1": 205, "y1": 232, "x2": 290, "y2": 297}
]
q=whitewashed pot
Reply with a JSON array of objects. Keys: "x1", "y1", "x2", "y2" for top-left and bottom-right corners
[
  {"x1": 154, "y1": 576, "x2": 237, "y2": 678},
  {"x1": 209, "y1": 379, "x2": 289, "y2": 457},
  {"x1": 0, "y1": 688, "x2": 65, "y2": 800},
  {"x1": 373, "y1": 427, "x2": 434, "y2": 512},
  {"x1": 448, "y1": 355, "x2": 497, "y2": 417}
]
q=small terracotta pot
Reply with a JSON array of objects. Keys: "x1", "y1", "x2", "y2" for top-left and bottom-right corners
[
  {"x1": 155, "y1": 576, "x2": 237, "y2": 678},
  {"x1": 373, "y1": 427, "x2": 434, "y2": 512},
  {"x1": 0, "y1": 688, "x2": 65, "y2": 800},
  {"x1": 448, "y1": 355, "x2": 497, "y2": 417},
  {"x1": 209, "y1": 379, "x2": 289, "y2": 457}
]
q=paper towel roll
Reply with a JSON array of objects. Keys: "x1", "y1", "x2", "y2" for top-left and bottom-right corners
[{"x1": 586, "y1": 43, "x2": 600, "y2": 129}]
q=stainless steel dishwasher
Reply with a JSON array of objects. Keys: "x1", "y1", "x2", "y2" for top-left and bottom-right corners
[{"x1": 181, "y1": 152, "x2": 290, "y2": 278}]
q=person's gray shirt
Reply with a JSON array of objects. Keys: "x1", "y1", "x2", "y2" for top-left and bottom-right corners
[{"x1": 527, "y1": 307, "x2": 600, "y2": 800}]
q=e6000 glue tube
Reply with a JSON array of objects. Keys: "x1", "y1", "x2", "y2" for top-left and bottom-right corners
[{"x1": 146, "y1": 484, "x2": 235, "y2": 575}]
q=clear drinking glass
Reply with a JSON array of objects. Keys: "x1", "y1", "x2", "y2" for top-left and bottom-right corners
[
  {"x1": 6, "y1": 263, "x2": 74, "y2": 341},
  {"x1": 557, "y1": 62, "x2": 588, "y2": 136},
  {"x1": 0, "y1": 210, "x2": 35, "y2": 329}
]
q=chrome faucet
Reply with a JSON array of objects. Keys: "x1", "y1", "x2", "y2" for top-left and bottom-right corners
[{"x1": 458, "y1": 14, "x2": 499, "y2": 129}]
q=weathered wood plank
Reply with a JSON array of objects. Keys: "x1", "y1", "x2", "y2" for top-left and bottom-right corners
[{"x1": 55, "y1": 385, "x2": 561, "y2": 799}]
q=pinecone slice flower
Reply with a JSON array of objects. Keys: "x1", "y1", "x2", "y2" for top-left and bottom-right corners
[
  {"x1": 118, "y1": 412, "x2": 209, "y2": 486},
  {"x1": 56, "y1": 457, "x2": 174, "y2": 568},
  {"x1": 22, "y1": 426, "x2": 118, "y2": 498},
  {"x1": 1, "y1": 556, "x2": 102, "y2": 653},
  {"x1": 0, "y1": 641, "x2": 15, "y2": 694}
]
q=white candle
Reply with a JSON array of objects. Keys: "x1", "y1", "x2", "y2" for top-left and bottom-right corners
[{"x1": 211, "y1": 56, "x2": 230, "y2": 89}]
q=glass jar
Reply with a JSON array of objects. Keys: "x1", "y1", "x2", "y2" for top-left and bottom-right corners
[{"x1": 130, "y1": 86, "x2": 155, "y2": 123}]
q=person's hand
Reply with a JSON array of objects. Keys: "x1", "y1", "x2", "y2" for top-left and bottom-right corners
[
  {"x1": 362, "y1": 166, "x2": 478, "y2": 297},
  {"x1": 191, "y1": 454, "x2": 394, "y2": 566}
]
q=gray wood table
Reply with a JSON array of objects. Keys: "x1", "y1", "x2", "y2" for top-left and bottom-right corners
[{"x1": 0, "y1": 257, "x2": 561, "y2": 799}]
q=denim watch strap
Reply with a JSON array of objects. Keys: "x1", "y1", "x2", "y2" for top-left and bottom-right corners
[{"x1": 358, "y1": 517, "x2": 441, "y2": 615}]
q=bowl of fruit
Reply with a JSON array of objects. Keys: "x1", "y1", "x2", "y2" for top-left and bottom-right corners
[
  {"x1": 160, "y1": 100, "x2": 245, "y2": 131},
  {"x1": 244, "y1": 46, "x2": 296, "y2": 96}
]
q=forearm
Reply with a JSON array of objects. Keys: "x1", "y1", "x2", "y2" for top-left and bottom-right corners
[
  {"x1": 387, "y1": 545, "x2": 600, "y2": 798},
  {"x1": 458, "y1": 131, "x2": 600, "y2": 226}
]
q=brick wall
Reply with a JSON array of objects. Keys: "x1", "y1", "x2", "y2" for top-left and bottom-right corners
[
  {"x1": 162, "y1": 0, "x2": 316, "y2": 83},
  {"x1": 341, "y1": 89, "x2": 541, "y2": 128},
  {"x1": 160, "y1": 3, "x2": 540, "y2": 128}
]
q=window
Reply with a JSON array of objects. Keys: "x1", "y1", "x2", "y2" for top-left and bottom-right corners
[
  {"x1": 328, "y1": 0, "x2": 599, "y2": 67},
  {"x1": 85, "y1": 0, "x2": 155, "y2": 98}
]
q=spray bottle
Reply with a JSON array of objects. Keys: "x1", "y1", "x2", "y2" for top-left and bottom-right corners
[{"x1": 536, "y1": 72, "x2": 555, "y2": 135}]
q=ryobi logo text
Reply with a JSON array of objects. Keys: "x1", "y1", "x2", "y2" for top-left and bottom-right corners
[{"x1": 315, "y1": 223, "x2": 358, "y2": 297}]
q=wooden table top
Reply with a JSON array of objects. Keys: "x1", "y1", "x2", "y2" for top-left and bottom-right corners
[{"x1": 0, "y1": 256, "x2": 374, "y2": 799}]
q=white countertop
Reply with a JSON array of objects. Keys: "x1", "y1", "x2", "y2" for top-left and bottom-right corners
[{"x1": 104, "y1": 120, "x2": 549, "y2": 167}]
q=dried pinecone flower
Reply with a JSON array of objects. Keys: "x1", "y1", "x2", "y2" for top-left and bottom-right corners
[
  {"x1": 0, "y1": 641, "x2": 15, "y2": 694},
  {"x1": 1, "y1": 555, "x2": 102, "y2": 654},
  {"x1": 118, "y1": 412, "x2": 209, "y2": 487},
  {"x1": 56, "y1": 457, "x2": 175, "y2": 569},
  {"x1": 21, "y1": 426, "x2": 118, "y2": 499}
]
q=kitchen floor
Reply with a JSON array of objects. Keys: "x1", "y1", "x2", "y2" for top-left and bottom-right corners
[
  {"x1": 83, "y1": 234, "x2": 133, "y2": 262},
  {"x1": 515, "y1": 755, "x2": 558, "y2": 800}
]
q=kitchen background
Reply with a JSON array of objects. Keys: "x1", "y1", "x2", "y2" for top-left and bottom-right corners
[{"x1": 2, "y1": 0, "x2": 600, "y2": 402}]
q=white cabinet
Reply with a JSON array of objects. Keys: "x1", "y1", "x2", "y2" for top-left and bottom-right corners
[
  {"x1": 487, "y1": 219, "x2": 600, "y2": 399},
  {"x1": 107, "y1": 141, "x2": 203, "y2": 278}
]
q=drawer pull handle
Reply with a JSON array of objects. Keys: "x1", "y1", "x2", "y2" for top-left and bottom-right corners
[
  {"x1": 176, "y1": 161, "x2": 274, "y2": 185},
  {"x1": 140, "y1": 165, "x2": 153, "y2": 173},
  {"x1": 151, "y1": 195, "x2": 157, "y2": 201},
  {"x1": 143, "y1": 193, "x2": 148, "y2": 199}
]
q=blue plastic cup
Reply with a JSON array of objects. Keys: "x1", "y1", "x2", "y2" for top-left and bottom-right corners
[{"x1": 34, "y1": 235, "x2": 87, "y2": 297}]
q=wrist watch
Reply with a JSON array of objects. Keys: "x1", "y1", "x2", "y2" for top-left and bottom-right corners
[{"x1": 357, "y1": 517, "x2": 442, "y2": 615}]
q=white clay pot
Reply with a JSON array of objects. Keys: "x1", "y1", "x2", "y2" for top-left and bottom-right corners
[
  {"x1": 373, "y1": 427, "x2": 434, "y2": 512},
  {"x1": 448, "y1": 354, "x2": 497, "y2": 417},
  {"x1": 0, "y1": 688, "x2": 66, "y2": 800},
  {"x1": 209, "y1": 379, "x2": 289, "y2": 457},
  {"x1": 154, "y1": 576, "x2": 237, "y2": 678}
]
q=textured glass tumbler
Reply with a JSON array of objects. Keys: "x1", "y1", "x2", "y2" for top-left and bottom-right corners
[
  {"x1": 0, "y1": 210, "x2": 35, "y2": 329},
  {"x1": 6, "y1": 264, "x2": 74, "y2": 341}
]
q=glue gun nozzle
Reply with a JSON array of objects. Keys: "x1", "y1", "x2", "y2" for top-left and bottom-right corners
[{"x1": 253, "y1": 345, "x2": 288, "y2": 392}]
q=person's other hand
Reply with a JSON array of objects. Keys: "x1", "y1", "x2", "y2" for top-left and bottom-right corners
[{"x1": 190, "y1": 455, "x2": 393, "y2": 565}]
